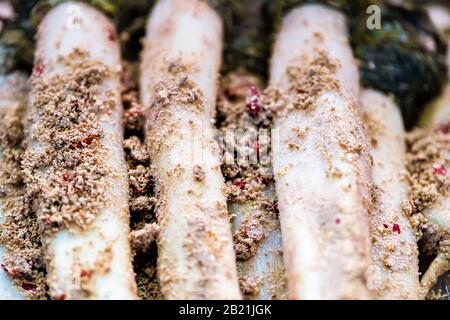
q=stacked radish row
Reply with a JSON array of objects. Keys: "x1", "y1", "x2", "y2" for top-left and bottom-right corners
[{"x1": 0, "y1": 0, "x2": 448, "y2": 300}]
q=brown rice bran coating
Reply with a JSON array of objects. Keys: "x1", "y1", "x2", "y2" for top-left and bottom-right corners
[
  {"x1": 121, "y1": 61, "x2": 161, "y2": 300},
  {"x1": 405, "y1": 128, "x2": 450, "y2": 244},
  {"x1": 22, "y1": 50, "x2": 115, "y2": 235},
  {"x1": 0, "y1": 73, "x2": 46, "y2": 299},
  {"x1": 216, "y1": 70, "x2": 286, "y2": 299}
]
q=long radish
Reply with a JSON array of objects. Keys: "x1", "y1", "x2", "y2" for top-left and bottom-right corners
[
  {"x1": 23, "y1": 2, "x2": 137, "y2": 299},
  {"x1": 361, "y1": 89, "x2": 420, "y2": 299},
  {"x1": 140, "y1": 0, "x2": 241, "y2": 299},
  {"x1": 267, "y1": 4, "x2": 373, "y2": 299},
  {"x1": 419, "y1": 4, "x2": 450, "y2": 129},
  {"x1": 0, "y1": 72, "x2": 29, "y2": 300},
  {"x1": 216, "y1": 71, "x2": 287, "y2": 299},
  {"x1": 408, "y1": 3, "x2": 450, "y2": 298}
]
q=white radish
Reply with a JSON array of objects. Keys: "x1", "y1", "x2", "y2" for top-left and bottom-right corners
[
  {"x1": 269, "y1": 4, "x2": 373, "y2": 299},
  {"x1": 0, "y1": 72, "x2": 28, "y2": 300},
  {"x1": 419, "y1": 5, "x2": 450, "y2": 129},
  {"x1": 26, "y1": 2, "x2": 137, "y2": 299},
  {"x1": 216, "y1": 72, "x2": 287, "y2": 300},
  {"x1": 414, "y1": 4, "x2": 450, "y2": 298},
  {"x1": 231, "y1": 196, "x2": 287, "y2": 300},
  {"x1": 140, "y1": 0, "x2": 241, "y2": 299},
  {"x1": 361, "y1": 89, "x2": 420, "y2": 299}
]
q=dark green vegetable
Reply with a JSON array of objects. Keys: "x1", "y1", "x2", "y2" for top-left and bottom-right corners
[
  {"x1": 262, "y1": 0, "x2": 448, "y2": 128},
  {"x1": 409, "y1": 0, "x2": 450, "y2": 6},
  {"x1": 0, "y1": 1, "x2": 37, "y2": 74},
  {"x1": 0, "y1": 28, "x2": 34, "y2": 74},
  {"x1": 207, "y1": 0, "x2": 270, "y2": 77},
  {"x1": 209, "y1": 0, "x2": 377, "y2": 78},
  {"x1": 351, "y1": 3, "x2": 448, "y2": 128},
  {"x1": 0, "y1": 0, "x2": 154, "y2": 75},
  {"x1": 1, "y1": 0, "x2": 448, "y2": 128}
]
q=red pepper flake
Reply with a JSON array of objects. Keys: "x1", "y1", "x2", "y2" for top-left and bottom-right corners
[
  {"x1": 62, "y1": 172, "x2": 71, "y2": 182},
  {"x1": 392, "y1": 223, "x2": 401, "y2": 234},
  {"x1": 433, "y1": 165, "x2": 447, "y2": 176},
  {"x1": 335, "y1": 218, "x2": 341, "y2": 224},
  {"x1": 134, "y1": 187, "x2": 146, "y2": 196},
  {"x1": 410, "y1": 199, "x2": 417, "y2": 214},
  {"x1": 272, "y1": 201, "x2": 279, "y2": 213},
  {"x1": 247, "y1": 86, "x2": 261, "y2": 117},
  {"x1": 125, "y1": 108, "x2": 144, "y2": 118},
  {"x1": 70, "y1": 143, "x2": 78, "y2": 150},
  {"x1": 55, "y1": 293, "x2": 67, "y2": 300},
  {"x1": 80, "y1": 270, "x2": 93, "y2": 279},
  {"x1": 254, "y1": 141, "x2": 259, "y2": 155},
  {"x1": 121, "y1": 73, "x2": 132, "y2": 92},
  {"x1": 1, "y1": 264, "x2": 17, "y2": 277},
  {"x1": 436, "y1": 120, "x2": 450, "y2": 134},
  {"x1": 72, "y1": 83, "x2": 81, "y2": 92},
  {"x1": 234, "y1": 179, "x2": 246, "y2": 190},
  {"x1": 383, "y1": 224, "x2": 388, "y2": 229},
  {"x1": 256, "y1": 176, "x2": 265, "y2": 185},
  {"x1": 21, "y1": 282, "x2": 37, "y2": 291},
  {"x1": 71, "y1": 134, "x2": 98, "y2": 149},
  {"x1": 44, "y1": 216, "x2": 52, "y2": 226},
  {"x1": 33, "y1": 63, "x2": 45, "y2": 77},
  {"x1": 105, "y1": 24, "x2": 116, "y2": 41},
  {"x1": 83, "y1": 134, "x2": 97, "y2": 145}
]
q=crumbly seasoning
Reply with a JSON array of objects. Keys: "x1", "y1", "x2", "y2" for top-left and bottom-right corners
[
  {"x1": 231, "y1": 203, "x2": 286, "y2": 300},
  {"x1": 121, "y1": 62, "x2": 161, "y2": 300},
  {"x1": 216, "y1": 70, "x2": 278, "y2": 233},
  {"x1": 216, "y1": 70, "x2": 286, "y2": 299},
  {"x1": 233, "y1": 210, "x2": 275, "y2": 261},
  {"x1": 122, "y1": 83, "x2": 146, "y2": 136},
  {"x1": 362, "y1": 109, "x2": 385, "y2": 148},
  {"x1": 128, "y1": 165, "x2": 152, "y2": 197},
  {"x1": 239, "y1": 275, "x2": 261, "y2": 296},
  {"x1": 22, "y1": 50, "x2": 115, "y2": 236},
  {"x1": 0, "y1": 195, "x2": 47, "y2": 299},
  {"x1": 217, "y1": 70, "x2": 273, "y2": 131},
  {"x1": 285, "y1": 51, "x2": 340, "y2": 112},
  {"x1": 262, "y1": 51, "x2": 368, "y2": 177},
  {"x1": 146, "y1": 60, "x2": 205, "y2": 158},
  {"x1": 0, "y1": 76, "x2": 46, "y2": 299},
  {"x1": 405, "y1": 128, "x2": 450, "y2": 243},
  {"x1": 405, "y1": 126, "x2": 450, "y2": 294},
  {"x1": 217, "y1": 71, "x2": 277, "y2": 213},
  {"x1": 262, "y1": 50, "x2": 341, "y2": 119},
  {"x1": 193, "y1": 165, "x2": 205, "y2": 182},
  {"x1": 272, "y1": 50, "x2": 370, "y2": 175},
  {"x1": 131, "y1": 223, "x2": 160, "y2": 254},
  {"x1": 124, "y1": 136, "x2": 149, "y2": 164}
]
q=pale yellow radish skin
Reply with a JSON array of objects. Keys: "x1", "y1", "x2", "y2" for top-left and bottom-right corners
[
  {"x1": 421, "y1": 4, "x2": 450, "y2": 231},
  {"x1": 140, "y1": 0, "x2": 241, "y2": 299},
  {"x1": 29, "y1": 2, "x2": 137, "y2": 299},
  {"x1": 419, "y1": 4, "x2": 450, "y2": 129},
  {"x1": 269, "y1": 4, "x2": 373, "y2": 299},
  {"x1": 0, "y1": 73, "x2": 28, "y2": 300},
  {"x1": 361, "y1": 89, "x2": 420, "y2": 300},
  {"x1": 230, "y1": 191, "x2": 287, "y2": 300},
  {"x1": 415, "y1": 4, "x2": 450, "y2": 298}
]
